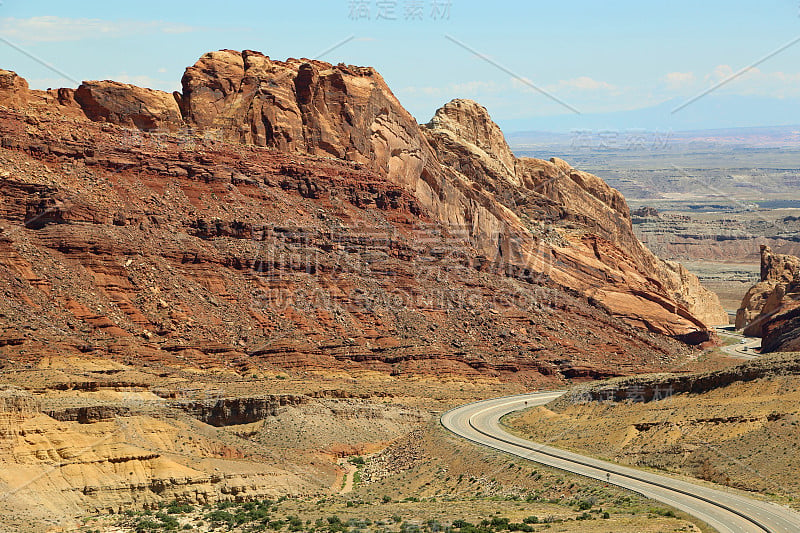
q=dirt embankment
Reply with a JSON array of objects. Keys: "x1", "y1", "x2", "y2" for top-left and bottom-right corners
[{"x1": 507, "y1": 352, "x2": 800, "y2": 503}]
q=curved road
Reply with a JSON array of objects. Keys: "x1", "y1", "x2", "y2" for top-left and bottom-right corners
[
  {"x1": 442, "y1": 392, "x2": 800, "y2": 533},
  {"x1": 714, "y1": 326, "x2": 762, "y2": 359}
]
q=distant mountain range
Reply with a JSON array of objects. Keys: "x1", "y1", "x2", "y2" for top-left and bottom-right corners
[
  {"x1": 507, "y1": 124, "x2": 800, "y2": 152},
  {"x1": 499, "y1": 94, "x2": 800, "y2": 144}
]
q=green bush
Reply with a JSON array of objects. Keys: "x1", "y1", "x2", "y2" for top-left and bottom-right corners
[
  {"x1": 491, "y1": 516, "x2": 509, "y2": 526},
  {"x1": 135, "y1": 518, "x2": 161, "y2": 532},
  {"x1": 165, "y1": 501, "x2": 194, "y2": 515},
  {"x1": 205, "y1": 510, "x2": 235, "y2": 526}
]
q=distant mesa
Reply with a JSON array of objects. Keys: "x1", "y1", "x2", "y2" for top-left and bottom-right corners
[{"x1": 632, "y1": 207, "x2": 659, "y2": 218}]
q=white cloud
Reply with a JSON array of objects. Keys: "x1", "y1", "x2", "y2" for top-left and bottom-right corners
[
  {"x1": 25, "y1": 73, "x2": 179, "y2": 92},
  {"x1": 705, "y1": 64, "x2": 761, "y2": 84},
  {"x1": 699, "y1": 64, "x2": 800, "y2": 98},
  {"x1": 0, "y1": 16, "x2": 198, "y2": 43},
  {"x1": 27, "y1": 77, "x2": 75, "y2": 89},
  {"x1": 403, "y1": 76, "x2": 617, "y2": 101},
  {"x1": 663, "y1": 71, "x2": 695, "y2": 90},
  {"x1": 549, "y1": 76, "x2": 617, "y2": 91}
]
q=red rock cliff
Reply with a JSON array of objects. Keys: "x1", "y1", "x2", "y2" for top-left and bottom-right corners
[{"x1": 0, "y1": 50, "x2": 726, "y2": 354}]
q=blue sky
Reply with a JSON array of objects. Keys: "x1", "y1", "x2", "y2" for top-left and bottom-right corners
[{"x1": 1, "y1": 0, "x2": 800, "y2": 131}]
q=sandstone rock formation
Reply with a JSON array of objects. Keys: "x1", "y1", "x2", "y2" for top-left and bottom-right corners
[
  {"x1": 0, "y1": 379, "x2": 424, "y2": 531},
  {"x1": 735, "y1": 245, "x2": 800, "y2": 335},
  {"x1": 0, "y1": 70, "x2": 29, "y2": 108},
  {"x1": 761, "y1": 299, "x2": 800, "y2": 353},
  {"x1": 74, "y1": 81, "x2": 183, "y2": 132},
  {"x1": 422, "y1": 100, "x2": 727, "y2": 335},
  {"x1": 0, "y1": 49, "x2": 725, "y2": 381},
  {"x1": 0, "y1": 99, "x2": 693, "y2": 385},
  {"x1": 69, "y1": 50, "x2": 726, "y2": 340}
]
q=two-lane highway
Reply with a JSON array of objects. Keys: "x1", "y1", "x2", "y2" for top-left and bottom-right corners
[
  {"x1": 442, "y1": 393, "x2": 800, "y2": 533},
  {"x1": 714, "y1": 326, "x2": 762, "y2": 359}
]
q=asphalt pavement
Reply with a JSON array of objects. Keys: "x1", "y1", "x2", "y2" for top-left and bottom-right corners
[{"x1": 441, "y1": 392, "x2": 800, "y2": 533}]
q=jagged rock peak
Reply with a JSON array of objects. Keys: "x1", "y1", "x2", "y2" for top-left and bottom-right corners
[
  {"x1": 759, "y1": 245, "x2": 800, "y2": 282},
  {"x1": 425, "y1": 98, "x2": 515, "y2": 177}
]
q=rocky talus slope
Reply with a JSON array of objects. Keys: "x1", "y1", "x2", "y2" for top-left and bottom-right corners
[{"x1": 735, "y1": 245, "x2": 800, "y2": 342}]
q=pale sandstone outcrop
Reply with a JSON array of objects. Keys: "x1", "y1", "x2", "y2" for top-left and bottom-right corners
[{"x1": 734, "y1": 246, "x2": 800, "y2": 351}]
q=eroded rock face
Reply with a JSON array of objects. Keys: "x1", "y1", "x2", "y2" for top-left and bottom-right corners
[
  {"x1": 0, "y1": 70, "x2": 29, "y2": 108},
  {"x1": 422, "y1": 99, "x2": 727, "y2": 335},
  {"x1": 761, "y1": 299, "x2": 800, "y2": 352},
  {"x1": 176, "y1": 51, "x2": 726, "y2": 341},
  {"x1": 180, "y1": 395, "x2": 309, "y2": 426},
  {"x1": 0, "y1": 50, "x2": 725, "y2": 346},
  {"x1": 74, "y1": 81, "x2": 183, "y2": 132},
  {"x1": 736, "y1": 245, "x2": 800, "y2": 335},
  {"x1": 425, "y1": 99, "x2": 516, "y2": 182},
  {"x1": 0, "y1": 104, "x2": 694, "y2": 384}
]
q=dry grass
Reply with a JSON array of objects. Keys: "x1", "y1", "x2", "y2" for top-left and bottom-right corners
[
  {"x1": 81, "y1": 423, "x2": 703, "y2": 532},
  {"x1": 506, "y1": 374, "x2": 800, "y2": 508}
]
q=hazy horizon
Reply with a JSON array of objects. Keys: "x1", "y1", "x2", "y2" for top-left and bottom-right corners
[{"x1": 2, "y1": 1, "x2": 800, "y2": 133}]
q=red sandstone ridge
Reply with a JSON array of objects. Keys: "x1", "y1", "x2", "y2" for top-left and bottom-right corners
[
  {"x1": 176, "y1": 51, "x2": 726, "y2": 340},
  {"x1": 736, "y1": 245, "x2": 800, "y2": 336},
  {"x1": 736, "y1": 245, "x2": 800, "y2": 351},
  {"x1": 0, "y1": 51, "x2": 725, "y2": 367}
]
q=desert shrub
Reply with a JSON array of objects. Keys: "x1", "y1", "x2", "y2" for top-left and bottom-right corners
[
  {"x1": 165, "y1": 501, "x2": 194, "y2": 514},
  {"x1": 576, "y1": 499, "x2": 593, "y2": 511},
  {"x1": 206, "y1": 510, "x2": 235, "y2": 526}
]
